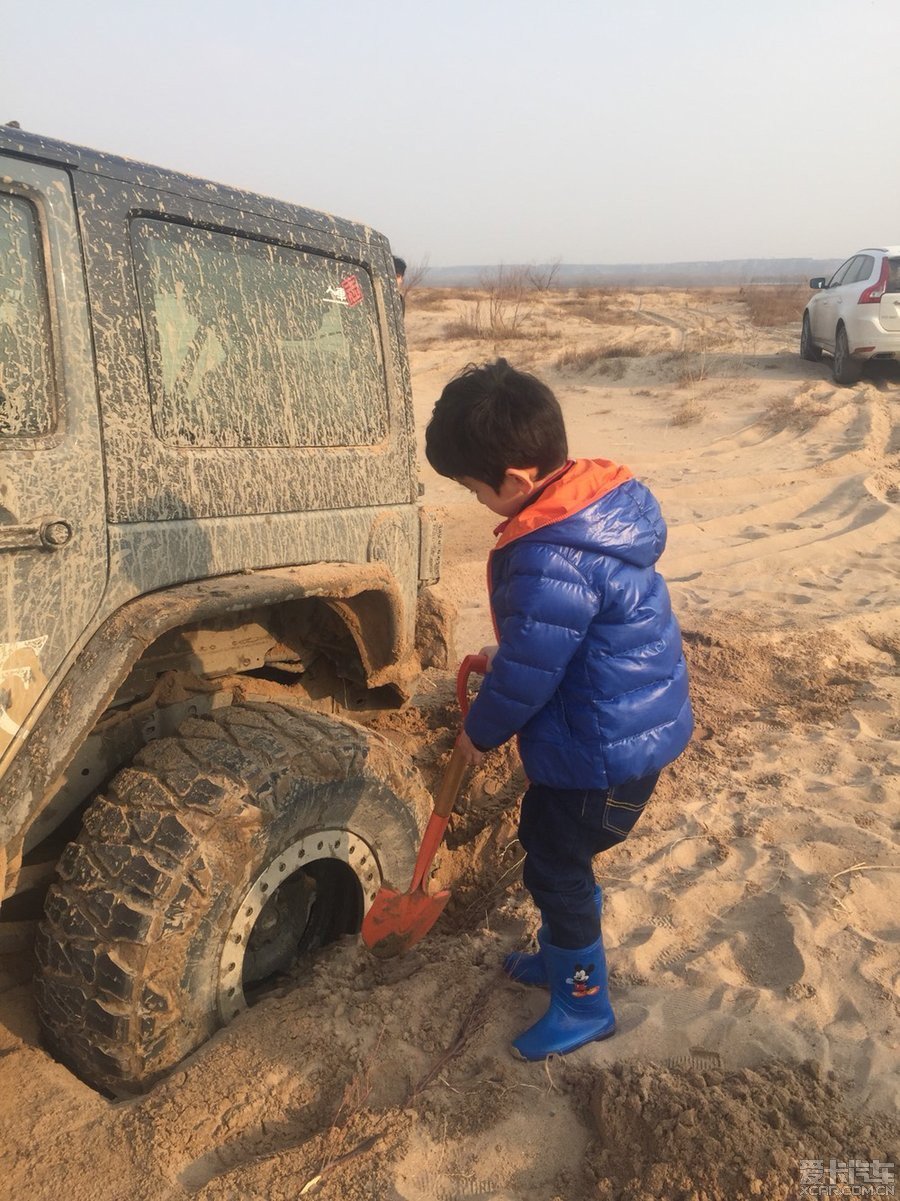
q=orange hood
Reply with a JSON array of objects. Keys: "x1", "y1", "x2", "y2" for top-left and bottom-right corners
[{"x1": 493, "y1": 457, "x2": 632, "y2": 550}]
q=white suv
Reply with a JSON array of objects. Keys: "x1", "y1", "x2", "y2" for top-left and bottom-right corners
[{"x1": 801, "y1": 247, "x2": 900, "y2": 384}]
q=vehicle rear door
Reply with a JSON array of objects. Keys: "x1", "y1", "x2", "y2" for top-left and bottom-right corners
[
  {"x1": 0, "y1": 158, "x2": 108, "y2": 765},
  {"x1": 72, "y1": 174, "x2": 412, "y2": 531}
]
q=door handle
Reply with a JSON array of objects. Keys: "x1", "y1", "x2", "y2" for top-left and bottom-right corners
[{"x1": 0, "y1": 519, "x2": 74, "y2": 551}]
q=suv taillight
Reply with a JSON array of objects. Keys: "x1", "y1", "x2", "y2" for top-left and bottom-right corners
[{"x1": 858, "y1": 257, "x2": 890, "y2": 304}]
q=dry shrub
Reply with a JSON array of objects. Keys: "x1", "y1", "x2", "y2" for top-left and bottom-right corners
[
  {"x1": 667, "y1": 339, "x2": 711, "y2": 387},
  {"x1": 408, "y1": 288, "x2": 452, "y2": 311},
  {"x1": 671, "y1": 397, "x2": 707, "y2": 426},
  {"x1": 677, "y1": 362, "x2": 709, "y2": 387},
  {"x1": 442, "y1": 313, "x2": 482, "y2": 340},
  {"x1": 443, "y1": 304, "x2": 529, "y2": 341},
  {"x1": 529, "y1": 320, "x2": 553, "y2": 339},
  {"x1": 524, "y1": 259, "x2": 562, "y2": 291},
  {"x1": 762, "y1": 393, "x2": 831, "y2": 432},
  {"x1": 555, "y1": 344, "x2": 644, "y2": 371},
  {"x1": 558, "y1": 289, "x2": 626, "y2": 324},
  {"x1": 688, "y1": 286, "x2": 743, "y2": 306},
  {"x1": 741, "y1": 284, "x2": 811, "y2": 327},
  {"x1": 600, "y1": 358, "x2": 629, "y2": 381},
  {"x1": 442, "y1": 267, "x2": 535, "y2": 340}
]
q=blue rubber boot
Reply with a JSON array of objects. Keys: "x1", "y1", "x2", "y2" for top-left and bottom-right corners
[
  {"x1": 511, "y1": 929, "x2": 616, "y2": 1060},
  {"x1": 504, "y1": 884, "x2": 603, "y2": 987}
]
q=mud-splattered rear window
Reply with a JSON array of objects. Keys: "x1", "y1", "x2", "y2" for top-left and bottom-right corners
[
  {"x1": 0, "y1": 193, "x2": 56, "y2": 438},
  {"x1": 132, "y1": 219, "x2": 388, "y2": 448}
]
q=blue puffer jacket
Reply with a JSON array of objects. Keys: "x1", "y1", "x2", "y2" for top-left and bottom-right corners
[{"x1": 464, "y1": 458, "x2": 693, "y2": 789}]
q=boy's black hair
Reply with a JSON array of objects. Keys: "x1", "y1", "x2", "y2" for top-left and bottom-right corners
[
  {"x1": 392, "y1": 256, "x2": 407, "y2": 278},
  {"x1": 425, "y1": 358, "x2": 568, "y2": 490}
]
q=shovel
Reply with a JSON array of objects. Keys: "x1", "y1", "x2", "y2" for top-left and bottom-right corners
[{"x1": 361, "y1": 653, "x2": 487, "y2": 957}]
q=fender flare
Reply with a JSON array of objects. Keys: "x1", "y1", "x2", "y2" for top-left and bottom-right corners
[{"x1": 1, "y1": 563, "x2": 411, "y2": 889}]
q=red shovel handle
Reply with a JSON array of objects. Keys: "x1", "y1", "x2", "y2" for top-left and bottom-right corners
[{"x1": 456, "y1": 653, "x2": 488, "y2": 716}]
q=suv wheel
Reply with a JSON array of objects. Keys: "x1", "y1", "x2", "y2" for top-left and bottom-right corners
[
  {"x1": 832, "y1": 325, "x2": 862, "y2": 385},
  {"x1": 800, "y1": 313, "x2": 822, "y2": 362},
  {"x1": 34, "y1": 702, "x2": 429, "y2": 1095}
]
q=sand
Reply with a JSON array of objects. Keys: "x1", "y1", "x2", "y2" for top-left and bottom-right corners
[{"x1": 1, "y1": 287, "x2": 898, "y2": 1199}]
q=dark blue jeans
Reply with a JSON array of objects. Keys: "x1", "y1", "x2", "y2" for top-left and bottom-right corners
[{"x1": 517, "y1": 774, "x2": 659, "y2": 949}]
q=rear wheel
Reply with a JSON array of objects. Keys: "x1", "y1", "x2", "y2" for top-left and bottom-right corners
[
  {"x1": 832, "y1": 325, "x2": 862, "y2": 385},
  {"x1": 800, "y1": 313, "x2": 822, "y2": 362},
  {"x1": 34, "y1": 702, "x2": 430, "y2": 1095}
]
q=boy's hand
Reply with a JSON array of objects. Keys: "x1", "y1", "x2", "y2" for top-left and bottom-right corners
[
  {"x1": 456, "y1": 729, "x2": 484, "y2": 767},
  {"x1": 479, "y1": 644, "x2": 498, "y2": 671}
]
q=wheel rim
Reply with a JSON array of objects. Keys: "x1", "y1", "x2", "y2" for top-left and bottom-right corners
[{"x1": 217, "y1": 828, "x2": 382, "y2": 1021}]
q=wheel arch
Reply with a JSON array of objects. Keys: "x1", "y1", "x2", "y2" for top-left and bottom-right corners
[
  {"x1": 1, "y1": 563, "x2": 414, "y2": 895},
  {"x1": 800, "y1": 309, "x2": 824, "y2": 363},
  {"x1": 832, "y1": 321, "x2": 863, "y2": 384}
]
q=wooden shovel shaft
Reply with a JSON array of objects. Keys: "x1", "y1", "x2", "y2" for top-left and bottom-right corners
[
  {"x1": 407, "y1": 655, "x2": 486, "y2": 885},
  {"x1": 433, "y1": 741, "x2": 469, "y2": 819},
  {"x1": 408, "y1": 742, "x2": 467, "y2": 892},
  {"x1": 363, "y1": 654, "x2": 488, "y2": 947}
]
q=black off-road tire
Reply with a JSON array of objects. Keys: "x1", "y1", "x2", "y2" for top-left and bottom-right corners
[
  {"x1": 34, "y1": 701, "x2": 430, "y2": 1095},
  {"x1": 832, "y1": 325, "x2": 862, "y2": 385},
  {"x1": 800, "y1": 313, "x2": 822, "y2": 362}
]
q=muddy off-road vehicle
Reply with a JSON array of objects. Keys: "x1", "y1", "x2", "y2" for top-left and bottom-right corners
[{"x1": 0, "y1": 127, "x2": 450, "y2": 1095}]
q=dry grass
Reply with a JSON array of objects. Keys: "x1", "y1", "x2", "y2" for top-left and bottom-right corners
[
  {"x1": 664, "y1": 345, "x2": 710, "y2": 387},
  {"x1": 557, "y1": 289, "x2": 630, "y2": 324},
  {"x1": 554, "y1": 344, "x2": 644, "y2": 371},
  {"x1": 740, "y1": 284, "x2": 811, "y2": 328},
  {"x1": 686, "y1": 287, "x2": 743, "y2": 305},
  {"x1": 762, "y1": 393, "x2": 831, "y2": 432},
  {"x1": 442, "y1": 267, "x2": 536, "y2": 340},
  {"x1": 671, "y1": 397, "x2": 708, "y2": 426},
  {"x1": 443, "y1": 305, "x2": 530, "y2": 341},
  {"x1": 408, "y1": 288, "x2": 453, "y2": 311}
]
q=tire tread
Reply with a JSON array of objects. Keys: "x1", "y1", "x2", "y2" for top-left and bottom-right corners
[{"x1": 35, "y1": 702, "x2": 428, "y2": 1094}]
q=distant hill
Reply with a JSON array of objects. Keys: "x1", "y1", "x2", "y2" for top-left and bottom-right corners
[{"x1": 423, "y1": 259, "x2": 842, "y2": 288}]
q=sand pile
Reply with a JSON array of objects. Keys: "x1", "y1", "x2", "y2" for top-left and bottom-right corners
[{"x1": 585, "y1": 1059, "x2": 899, "y2": 1201}]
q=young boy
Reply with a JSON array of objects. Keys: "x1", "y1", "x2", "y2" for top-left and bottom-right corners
[{"x1": 425, "y1": 358, "x2": 693, "y2": 1061}]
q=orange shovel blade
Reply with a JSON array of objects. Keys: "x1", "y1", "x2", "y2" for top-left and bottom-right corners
[
  {"x1": 360, "y1": 884, "x2": 451, "y2": 958},
  {"x1": 361, "y1": 658, "x2": 486, "y2": 959},
  {"x1": 361, "y1": 809, "x2": 451, "y2": 956}
]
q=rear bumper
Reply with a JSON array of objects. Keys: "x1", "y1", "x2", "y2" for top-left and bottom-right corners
[{"x1": 847, "y1": 313, "x2": 900, "y2": 357}]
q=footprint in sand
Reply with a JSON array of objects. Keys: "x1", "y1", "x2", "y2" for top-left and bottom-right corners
[{"x1": 720, "y1": 894, "x2": 805, "y2": 992}]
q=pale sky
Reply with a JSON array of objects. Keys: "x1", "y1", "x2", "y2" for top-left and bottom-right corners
[{"x1": 4, "y1": 0, "x2": 898, "y2": 268}]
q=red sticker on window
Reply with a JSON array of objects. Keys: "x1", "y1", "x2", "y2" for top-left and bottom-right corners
[{"x1": 341, "y1": 274, "x2": 363, "y2": 307}]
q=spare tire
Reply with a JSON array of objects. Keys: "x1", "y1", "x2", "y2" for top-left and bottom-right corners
[{"x1": 34, "y1": 701, "x2": 430, "y2": 1095}]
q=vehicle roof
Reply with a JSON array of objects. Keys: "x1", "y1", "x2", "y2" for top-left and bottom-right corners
[
  {"x1": 0, "y1": 125, "x2": 387, "y2": 251},
  {"x1": 851, "y1": 246, "x2": 900, "y2": 256}
]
